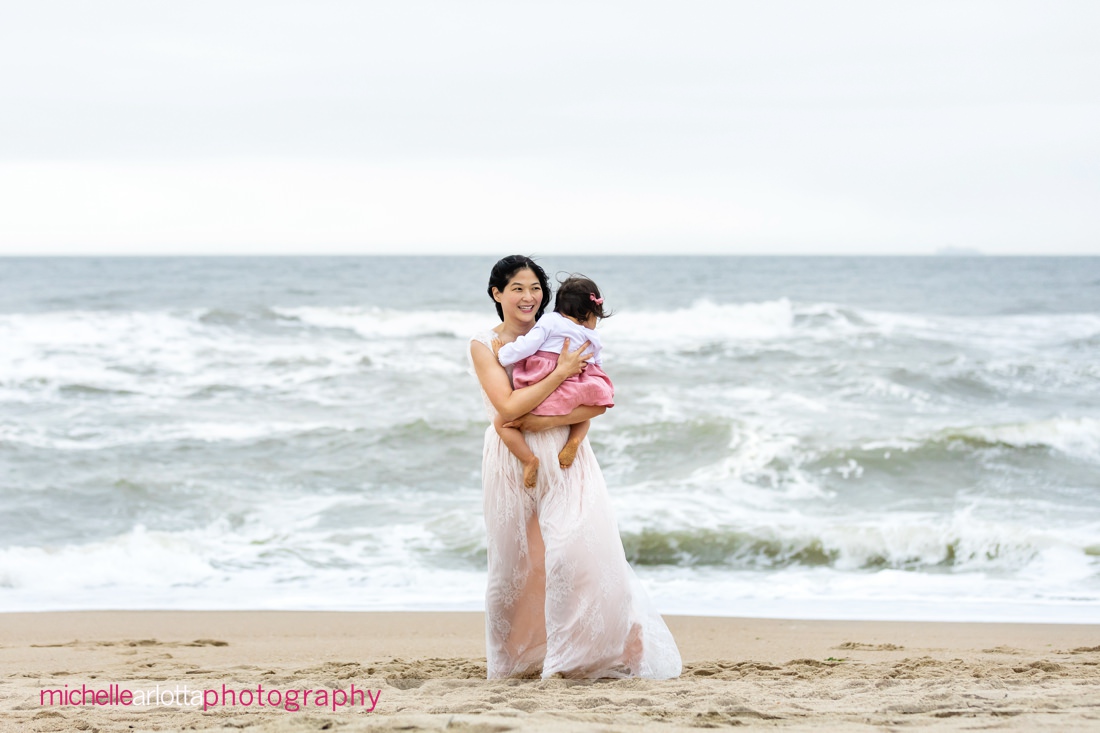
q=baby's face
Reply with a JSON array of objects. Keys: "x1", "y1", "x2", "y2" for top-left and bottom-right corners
[{"x1": 582, "y1": 313, "x2": 598, "y2": 329}]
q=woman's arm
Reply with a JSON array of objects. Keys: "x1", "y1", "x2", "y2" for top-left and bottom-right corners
[
  {"x1": 502, "y1": 405, "x2": 607, "y2": 432},
  {"x1": 471, "y1": 337, "x2": 593, "y2": 422}
]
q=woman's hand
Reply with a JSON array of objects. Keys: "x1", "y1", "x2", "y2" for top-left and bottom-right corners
[
  {"x1": 552, "y1": 337, "x2": 593, "y2": 379},
  {"x1": 502, "y1": 414, "x2": 557, "y2": 433}
]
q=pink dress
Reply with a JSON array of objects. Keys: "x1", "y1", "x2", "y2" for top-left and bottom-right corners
[
  {"x1": 513, "y1": 352, "x2": 615, "y2": 416},
  {"x1": 470, "y1": 329, "x2": 682, "y2": 680},
  {"x1": 496, "y1": 312, "x2": 615, "y2": 416}
]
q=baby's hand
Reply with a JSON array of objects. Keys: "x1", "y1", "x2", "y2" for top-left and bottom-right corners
[{"x1": 490, "y1": 337, "x2": 503, "y2": 356}]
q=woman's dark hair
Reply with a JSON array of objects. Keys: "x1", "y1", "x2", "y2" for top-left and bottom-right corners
[
  {"x1": 486, "y1": 255, "x2": 552, "y2": 322},
  {"x1": 554, "y1": 274, "x2": 610, "y2": 322}
]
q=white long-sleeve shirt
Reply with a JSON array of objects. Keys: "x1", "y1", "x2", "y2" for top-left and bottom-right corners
[{"x1": 496, "y1": 312, "x2": 604, "y2": 367}]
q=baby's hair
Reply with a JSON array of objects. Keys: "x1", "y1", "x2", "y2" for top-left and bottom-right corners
[{"x1": 554, "y1": 274, "x2": 611, "y2": 322}]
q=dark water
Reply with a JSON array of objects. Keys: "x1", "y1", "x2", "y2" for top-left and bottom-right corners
[{"x1": 3, "y1": 255, "x2": 1097, "y2": 315}]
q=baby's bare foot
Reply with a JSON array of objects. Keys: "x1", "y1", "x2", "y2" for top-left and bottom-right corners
[
  {"x1": 523, "y1": 456, "x2": 539, "y2": 488},
  {"x1": 558, "y1": 440, "x2": 580, "y2": 469}
]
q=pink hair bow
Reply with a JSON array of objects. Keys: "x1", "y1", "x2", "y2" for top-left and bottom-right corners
[{"x1": 589, "y1": 293, "x2": 604, "y2": 305}]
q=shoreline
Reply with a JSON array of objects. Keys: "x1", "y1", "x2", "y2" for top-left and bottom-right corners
[
  {"x1": 2, "y1": 611, "x2": 1098, "y2": 731},
  {"x1": 2, "y1": 610, "x2": 1098, "y2": 658}
]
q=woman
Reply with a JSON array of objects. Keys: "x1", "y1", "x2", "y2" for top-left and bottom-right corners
[{"x1": 469, "y1": 255, "x2": 682, "y2": 679}]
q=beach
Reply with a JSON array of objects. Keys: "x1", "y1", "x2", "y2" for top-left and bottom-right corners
[
  {"x1": 2, "y1": 611, "x2": 1098, "y2": 731},
  {"x1": 2, "y1": 256, "x2": 1098, "y2": 730},
  {"x1": 3, "y1": 0, "x2": 1099, "y2": 723}
]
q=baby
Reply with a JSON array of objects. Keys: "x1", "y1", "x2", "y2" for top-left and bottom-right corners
[{"x1": 491, "y1": 275, "x2": 614, "y2": 488}]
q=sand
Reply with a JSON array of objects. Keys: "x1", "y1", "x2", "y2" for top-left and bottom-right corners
[{"x1": 1, "y1": 611, "x2": 1098, "y2": 732}]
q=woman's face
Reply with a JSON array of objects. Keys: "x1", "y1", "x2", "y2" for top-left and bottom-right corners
[{"x1": 493, "y1": 268, "x2": 543, "y2": 326}]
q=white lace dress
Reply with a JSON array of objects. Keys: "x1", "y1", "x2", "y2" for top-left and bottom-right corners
[{"x1": 470, "y1": 330, "x2": 682, "y2": 679}]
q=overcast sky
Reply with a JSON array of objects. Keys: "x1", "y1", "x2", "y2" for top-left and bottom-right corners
[{"x1": 1, "y1": 1, "x2": 1097, "y2": 255}]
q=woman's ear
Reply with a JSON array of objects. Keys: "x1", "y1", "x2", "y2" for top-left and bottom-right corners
[{"x1": 492, "y1": 288, "x2": 502, "y2": 303}]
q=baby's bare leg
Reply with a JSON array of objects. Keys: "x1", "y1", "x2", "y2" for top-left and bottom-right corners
[
  {"x1": 494, "y1": 413, "x2": 539, "y2": 488},
  {"x1": 558, "y1": 419, "x2": 589, "y2": 469}
]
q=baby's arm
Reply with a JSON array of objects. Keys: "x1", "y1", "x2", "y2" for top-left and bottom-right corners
[
  {"x1": 496, "y1": 322, "x2": 550, "y2": 367},
  {"x1": 586, "y1": 329, "x2": 604, "y2": 366}
]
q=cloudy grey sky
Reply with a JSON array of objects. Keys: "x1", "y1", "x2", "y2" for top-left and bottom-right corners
[{"x1": 1, "y1": 0, "x2": 1097, "y2": 255}]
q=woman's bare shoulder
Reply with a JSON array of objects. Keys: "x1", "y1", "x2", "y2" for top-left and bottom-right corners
[{"x1": 470, "y1": 324, "x2": 504, "y2": 349}]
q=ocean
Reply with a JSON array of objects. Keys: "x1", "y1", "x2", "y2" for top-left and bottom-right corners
[{"x1": 1, "y1": 256, "x2": 1097, "y2": 622}]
